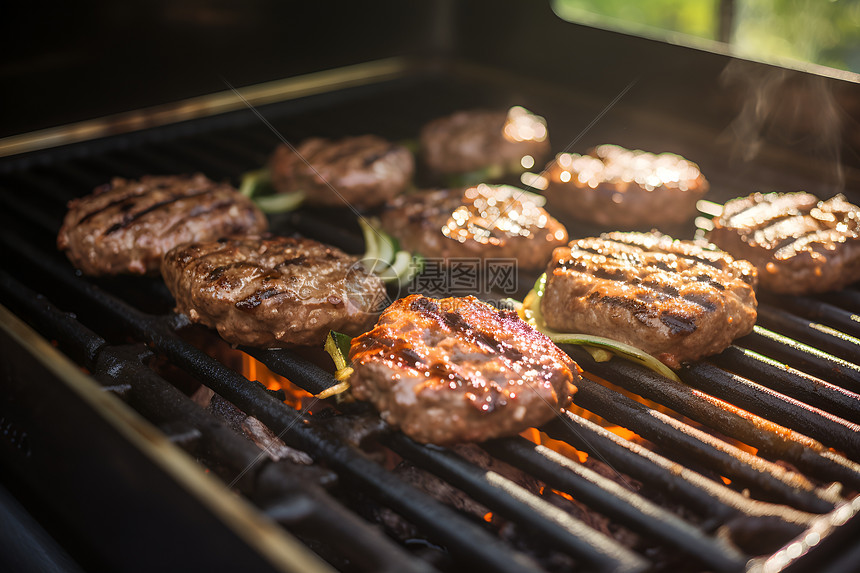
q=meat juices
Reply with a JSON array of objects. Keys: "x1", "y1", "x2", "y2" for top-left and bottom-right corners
[
  {"x1": 57, "y1": 174, "x2": 267, "y2": 276},
  {"x1": 380, "y1": 184, "x2": 568, "y2": 270},
  {"x1": 161, "y1": 236, "x2": 386, "y2": 347},
  {"x1": 269, "y1": 135, "x2": 414, "y2": 208},
  {"x1": 542, "y1": 144, "x2": 709, "y2": 227},
  {"x1": 709, "y1": 192, "x2": 860, "y2": 294},
  {"x1": 541, "y1": 232, "x2": 758, "y2": 369},
  {"x1": 349, "y1": 295, "x2": 579, "y2": 445},
  {"x1": 420, "y1": 107, "x2": 551, "y2": 175}
]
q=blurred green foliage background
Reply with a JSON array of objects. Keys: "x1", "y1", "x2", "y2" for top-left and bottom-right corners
[{"x1": 554, "y1": 0, "x2": 860, "y2": 74}]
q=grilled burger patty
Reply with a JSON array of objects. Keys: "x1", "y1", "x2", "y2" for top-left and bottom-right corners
[
  {"x1": 349, "y1": 295, "x2": 579, "y2": 445},
  {"x1": 420, "y1": 107, "x2": 550, "y2": 175},
  {"x1": 541, "y1": 232, "x2": 758, "y2": 369},
  {"x1": 57, "y1": 174, "x2": 267, "y2": 276},
  {"x1": 269, "y1": 135, "x2": 414, "y2": 208},
  {"x1": 161, "y1": 236, "x2": 386, "y2": 347},
  {"x1": 380, "y1": 184, "x2": 568, "y2": 270},
  {"x1": 709, "y1": 192, "x2": 860, "y2": 294},
  {"x1": 542, "y1": 144, "x2": 708, "y2": 227}
]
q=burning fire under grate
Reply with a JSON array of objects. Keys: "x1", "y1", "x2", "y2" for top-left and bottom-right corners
[{"x1": 2, "y1": 55, "x2": 860, "y2": 573}]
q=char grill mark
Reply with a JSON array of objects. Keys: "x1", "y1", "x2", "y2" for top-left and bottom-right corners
[
  {"x1": 361, "y1": 144, "x2": 398, "y2": 166},
  {"x1": 573, "y1": 241, "x2": 728, "y2": 273},
  {"x1": 165, "y1": 200, "x2": 236, "y2": 233},
  {"x1": 410, "y1": 296, "x2": 525, "y2": 363},
  {"x1": 235, "y1": 288, "x2": 284, "y2": 311},
  {"x1": 276, "y1": 255, "x2": 308, "y2": 268},
  {"x1": 709, "y1": 192, "x2": 860, "y2": 294},
  {"x1": 205, "y1": 261, "x2": 259, "y2": 282},
  {"x1": 162, "y1": 236, "x2": 384, "y2": 347},
  {"x1": 564, "y1": 244, "x2": 722, "y2": 314},
  {"x1": 102, "y1": 190, "x2": 209, "y2": 235},
  {"x1": 349, "y1": 295, "x2": 578, "y2": 444},
  {"x1": 74, "y1": 190, "x2": 142, "y2": 225},
  {"x1": 543, "y1": 232, "x2": 757, "y2": 368}
]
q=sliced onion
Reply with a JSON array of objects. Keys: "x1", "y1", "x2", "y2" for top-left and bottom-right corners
[{"x1": 253, "y1": 191, "x2": 305, "y2": 213}]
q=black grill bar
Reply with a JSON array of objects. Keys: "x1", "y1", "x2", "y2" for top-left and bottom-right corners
[
  {"x1": 814, "y1": 290, "x2": 860, "y2": 315},
  {"x1": 0, "y1": 270, "x2": 434, "y2": 573},
  {"x1": 383, "y1": 434, "x2": 649, "y2": 573},
  {"x1": 568, "y1": 374, "x2": 837, "y2": 513},
  {"x1": 709, "y1": 346, "x2": 860, "y2": 426},
  {"x1": 117, "y1": 146, "x2": 195, "y2": 175},
  {"x1": 249, "y1": 336, "x2": 820, "y2": 564},
  {"x1": 755, "y1": 304, "x2": 860, "y2": 363},
  {"x1": 681, "y1": 363, "x2": 860, "y2": 460},
  {"x1": 482, "y1": 436, "x2": 748, "y2": 572},
  {"x1": 540, "y1": 411, "x2": 814, "y2": 527},
  {"x1": 4, "y1": 107, "x2": 860, "y2": 573},
  {"x1": 569, "y1": 348, "x2": 860, "y2": 490},
  {"x1": 156, "y1": 140, "x2": 248, "y2": 180},
  {"x1": 0, "y1": 185, "x2": 63, "y2": 239},
  {"x1": 0, "y1": 231, "x2": 557, "y2": 573},
  {"x1": 3, "y1": 170, "x2": 75, "y2": 205},
  {"x1": 77, "y1": 154, "x2": 150, "y2": 180},
  {"x1": 740, "y1": 327, "x2": 860, "y2": 394},
  {"x1": 761, "y1": 293, "x2": 860, "y2": 336},
  {"x1": 203, "y1": 132, "x2": 272, "y2": 165},
  {"x1": 244, "y1": 351, "x2": 650, "y2": 572}
]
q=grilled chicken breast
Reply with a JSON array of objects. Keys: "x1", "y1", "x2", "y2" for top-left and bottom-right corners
[
  {"x1": 161, "y1": 236, "x2": 385, "y2": 347},
  {"x1": 709, "y1": 192, "x2": 860, "y2": 294},
  {"x1": 542, "y1": 145, "x2": 708, "y2": 228},
  {"x1": 57, "y1": 174, "x2": 267, "y2": 276},
  {"x1": 349, "y1": 295, "x2": 579, "y2": 445},
  {"x1": 269, "y1": 135, "x2": 414, "y2": 208},
  {"x1": 541, "y1": 232, "x2": 758, "y2": 369},
  {"x1": 420, "y1": 107, "x2": 550, "y2": 175},
  {"x1": 380, "y1": 184, "x2": 568, "y2": 270}
]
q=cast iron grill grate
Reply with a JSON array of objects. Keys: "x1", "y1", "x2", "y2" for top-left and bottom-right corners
[{"x1": 1, "y1": 73, "x2": 859, "y2": 573}]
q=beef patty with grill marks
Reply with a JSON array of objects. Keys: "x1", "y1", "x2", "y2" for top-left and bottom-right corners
[
  {"x1": 161, "y1": 236, "x2": 386, "y2": 347},
  {"x1": 420, "y1": 107, "x2": 551, "y2": 175},
  {"x1": 57, "y1": 174, "x2": 267, "y2": 276},
  {"x1": 542, "y1": 144, "x2": 709, "y2": 228},
  {"x1": 380, "y1": 184, "x2": 568, "y2": 271},
  {"x1": 541, "y1": 232, "x2": 758, "y2": 369},
  {"x1": 269, "y1": 135, "x2": 414, "y2": 208},
  {"x1": 709, "y1": 192, "x2": 860, "y2": 294},
  {"x1": 349, "y1": 295, "x2": 579, "y2": 445}
]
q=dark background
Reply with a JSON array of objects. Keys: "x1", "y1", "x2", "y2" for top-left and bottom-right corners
[{"x1": 3, "y1": 0, "x2": 860, "y2": 176}]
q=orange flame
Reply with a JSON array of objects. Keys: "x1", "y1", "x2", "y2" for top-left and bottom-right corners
[{"x1": 240, "y1": 353, "x2": 316, "y2": 412}]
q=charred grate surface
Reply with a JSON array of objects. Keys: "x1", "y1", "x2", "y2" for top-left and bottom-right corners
[{"x1": 1, "y1": 71, "x2": 860, "y2": 573}]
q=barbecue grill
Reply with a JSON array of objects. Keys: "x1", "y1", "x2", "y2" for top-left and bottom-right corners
[{"x1": 2, "y1": 2, "x2": 860, "y2": 572}]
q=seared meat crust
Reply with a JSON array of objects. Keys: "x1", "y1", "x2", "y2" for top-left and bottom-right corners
[
  {"x1": 269, "y1": 135, "x2": 414, "y2": 208},
  {"x1": 708, "y1": 192, "x2": 860, "y2": 294},
  {"x1": 541, "y1": 232, "x2": 758, "y2": 369},
  {"x1": 161, "y1": 236, "x2": 385, "y2": 347},
  {"x1": 380, "y1": 185, "x2": 568, "y2": 270},
  {"x1": 420, "y1": 107, "x2": 550, "y2": 175},
  {"x1": 542, "y1": 145, "x2": 708, "y2": 227},
  {"x1": 57, "y1": 174, "x2": 267, "y2": 276},
  {"x1": 349, "y1": 295, "x2": 579, "y2": 445}
]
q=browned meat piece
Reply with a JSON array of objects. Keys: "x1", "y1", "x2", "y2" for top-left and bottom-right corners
[
  {"x1": 268, "y1": 135, "x2": 414, "y2": 208},
  {"x1": 541, "y1": 232, "x2": 758, "y2": 369},
  {"x1": 57, "y1": 174, "x2": 267, "y2": 276},
  {"x1": 420, "y1": 107, "x2": 551, "y2": 175},
  {"x1": 349, "y1": 295, "x2": 579, "y2": 445},
  {"x1": 161, "y1": 236, "x2": 386, "y2": 347},
  {"x1": 709, "y1": 192, "x2": 860, "y2": 294},
  {"x1": 380, "y1": 184, "x2": 568, "y2": 270},
  {"x1": 542, "y1": 144, "x2": 708, "y2": 227}
]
